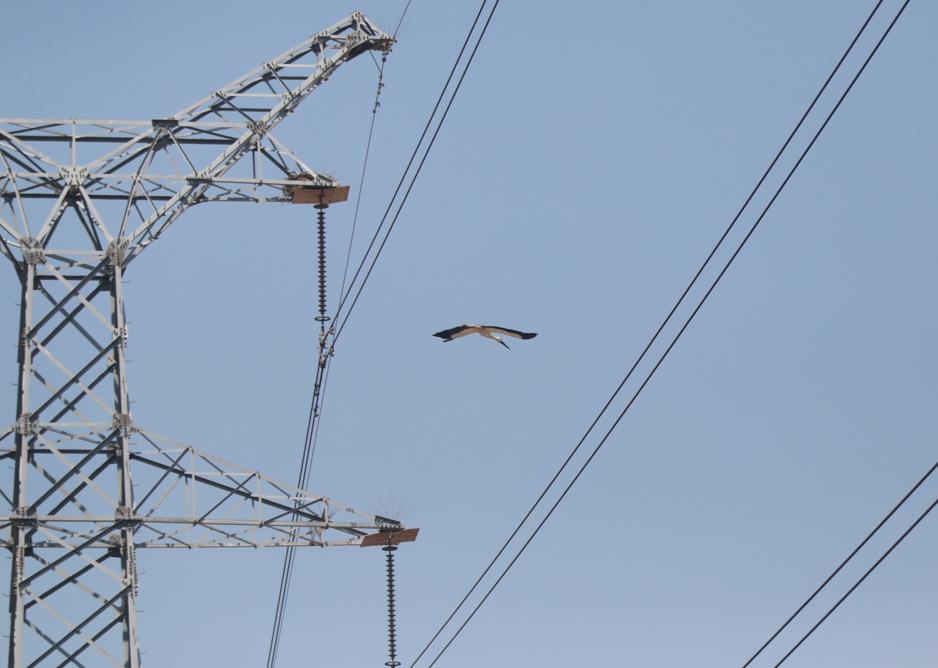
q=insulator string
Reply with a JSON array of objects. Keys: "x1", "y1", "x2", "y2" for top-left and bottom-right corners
[
  {"x1": 315, "y1": 200, "x2": 329, "y2": 331},
  {"x1": 385, "y1": 538, "x2": 401, "y2": 668}
]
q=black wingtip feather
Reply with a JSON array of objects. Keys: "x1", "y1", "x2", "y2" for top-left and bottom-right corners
[{"x1": 433, "y1": 325, "x2": 467, "y2": 340}]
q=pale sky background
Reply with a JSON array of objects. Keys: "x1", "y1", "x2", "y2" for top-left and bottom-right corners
[{"x1": 2, "y1": 1, "x2": 937, "y2": 666}]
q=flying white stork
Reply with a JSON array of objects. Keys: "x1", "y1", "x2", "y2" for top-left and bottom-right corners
[{"x1": 433, "y1": 324, "x2": 538, "y2": 350}]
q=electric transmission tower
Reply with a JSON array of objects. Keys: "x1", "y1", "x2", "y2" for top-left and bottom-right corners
[{"x1": 0, "y1": 13, "x2": 416, "y2": 667}]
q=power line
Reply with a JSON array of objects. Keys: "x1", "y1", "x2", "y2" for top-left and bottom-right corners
[
  {"x1": 338, "y1": 50, "x2": 390, "y2": 326},
  {"x1": 409, "y1": 1, "x2": 888, "y2": 664},
  {"x1": 415, "y1": 1, "x2": 910, "y2": 664},
  {"x1": 266, "y1": 354, "x2": 331, "y2": 668},
  {"x1": 774, "y1": 485, "x2": 937, "y2": 666},
  {"x1": 266, "y1": 2, "x2": 497, "y2": 664},
  {"x1": 330, "y1": 0, "x2": 497, "y2": 340},
  {"x1": 393, "y1": 0, "x2": 414, "y2": 39},
  {"x1": 267, "y1": 13, "x2": 397, "y2": 663},
  {"x1": 331, "y1": 0, "x2": 488, "y2": 326},
  {"x1": 742, "y1": 452, "x2": 938, "y2": 666}
]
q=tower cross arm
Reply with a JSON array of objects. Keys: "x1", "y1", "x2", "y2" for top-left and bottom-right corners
[
  {"x1": 4, "y1": 431, "x2": 417, "y2": 551},
  {"x1": 120, "y1": 10, "x2": 391, "y2": 263},
  {"x1": 123, "y1": 432, "x2": 416, "y2": 549},
  {"x1": 173, "y1": 11, "x2": 392, "y2": 126},
  {"x1": 0, "y1": 12, "x2": 392, "y2": 269}
]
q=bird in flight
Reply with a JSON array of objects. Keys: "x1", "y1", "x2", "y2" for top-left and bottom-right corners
[{"x1": 433, "y1": 324, "x2": 537, "y2": 350}]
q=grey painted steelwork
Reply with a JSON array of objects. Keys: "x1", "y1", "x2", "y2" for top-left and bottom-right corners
[{"x1": 0, "y1": 13, "x2": 399, "y2": 667}]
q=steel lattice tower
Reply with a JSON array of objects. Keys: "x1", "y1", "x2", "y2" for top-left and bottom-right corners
[{"x1": 0, "y1": 13, "x2": 416, "y2": 666}]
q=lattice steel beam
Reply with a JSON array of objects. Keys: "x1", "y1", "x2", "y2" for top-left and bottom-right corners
[{"x1": 1, "y1": 13, "x2": 413, "y2": 667}]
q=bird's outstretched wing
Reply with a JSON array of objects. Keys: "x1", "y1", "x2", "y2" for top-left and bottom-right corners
[
  {"x1": 484, "y1": 326, "x2": 537, "y2": 340},
  {"x1": 433, "y1": 324, "x2": 480, "y2": 341}
]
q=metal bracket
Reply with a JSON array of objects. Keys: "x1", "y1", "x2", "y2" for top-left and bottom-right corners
[
  {"x1": 14, "y1": 415, "x2": 37, "y2": 436},
  {"x1": 249, "y1": 120, "x2": 268, "y2": 139},
  {"x1": 112, "y1": 412, "x2": 134, "y2": 436},
  {"x1": 360, "y1": 528, "x2": 419, "y2": 548},
  {"x1": 60, "y1": 166, "x2": 89, "y2": 188},
  {"x1": 10, "y1": 507, "x2": 36, "y2": 526},
  {"x1": 151, "y1": 118, "x2": 180, "y2": 129},
  {"x1": 20, "y1": 237, "x2": 45, "y2": 265},
  {"x1": 107, "y1": 237, "x2": 129, "y2": 266},
  {"x1": 12, "y1": 545, "x2": 25, "y2": 583}
]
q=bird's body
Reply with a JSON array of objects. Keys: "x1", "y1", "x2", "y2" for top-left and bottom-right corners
[{"x1": 433, "y1": 324, "x2": 537, "y2": 349}]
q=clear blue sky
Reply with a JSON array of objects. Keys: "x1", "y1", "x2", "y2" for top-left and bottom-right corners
[{"x1": 3, "y1": 1, "x2": 936, "y2": 666}]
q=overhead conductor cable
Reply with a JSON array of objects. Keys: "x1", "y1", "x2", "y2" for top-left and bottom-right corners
[
  {"x1": 414, "y1": 1, "x2": 912, "y2": 665},
  {"x1": 266, "y1": 1, "x2": 493, "y2": 665},
  {"x1": 410, "y1": 0, "x2": 892, "y2": 663},
  {"x1": 331, "y1": 0, "x2": 497, "y2": 342}
]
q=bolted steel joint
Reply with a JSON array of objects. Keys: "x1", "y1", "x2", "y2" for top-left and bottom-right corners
[
  {"x1": 14, "y1": 414, "x2": 37, "y2": 436},
  {"x1": 13, "y1": 545, "x2": 26, "y2": 580},
  {"x1": 20, "y1": 237, "x2": 45, "y2": 265},
  {"x1": 249, "y1": 120, "x2": 268, "y2": 139},
  {"x1": 374, "y1": 515, "x2": 402, "y2": 531},
  {"x1": 60, "y1": 166, "x2": 89, "y2": 188},
  {"x1": 112, "y1": 412, "x2": 134, "y2": 436},
  {"x1": 132, "y1": 551, "x2": 140, "y2": 595},
  {"x1": 106, "y1": 237, "x2": 129, "y2": 267}
]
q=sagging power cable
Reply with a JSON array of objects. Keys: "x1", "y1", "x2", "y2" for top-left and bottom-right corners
[
  {"x1": 415, "y1": 2, "x2": 910, "y2": 665},
  {"x1": 338, "y1": 47, "x2": 389, "y2": 310},
  {"x1": 742, "y1": 457, "x2": 938, "y2": 665},
  {"x1": 266, "y1": 354, "x2": 332, "y2": 668},
  {"x1": 330, "y1": 1, "x2": 499, "y2": 342},
  {"x1": 393, "y1": 0, "x2": 414, "y2": 39},
  {"x1": 409, "y1": 1, "x2": 890, "y2": 664},
  {"x1": 266, "y1": 2, "x2": 496, "y2": 664},
  {"x1": 267, "y1": 16, "x2": 396, "y2": 668},
  {"x1": 774, "y1": 480, "x2": 936, "y2": 666}
]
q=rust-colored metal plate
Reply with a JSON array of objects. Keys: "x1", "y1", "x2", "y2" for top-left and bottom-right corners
[
  {"x1": 290, "y1": 185, "x2": 350, "y2": 205},
  {"x1": 360, "y1": 528, "x2": 420, "y2": 547}
]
